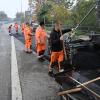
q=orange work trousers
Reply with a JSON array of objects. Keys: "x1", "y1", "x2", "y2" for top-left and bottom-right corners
[
  {"x1": 36, "y1": 43, "x2": 46, "y2": 54},
  {"x1": 50, "y1": 50, "x2": 64, "y2": 63},
  {"x1": 25, "y1": 39, "x2": 32, "y2": 49},
  {"x1": 49, "y1": 50, "x2": 64, "y2": 71}
]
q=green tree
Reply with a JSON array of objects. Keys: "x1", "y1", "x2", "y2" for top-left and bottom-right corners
[
  {"x1": 47, "y1": 3, "x2": 69, "y2": 23},
  {"x1": 36, "y1": 0, "x2": 74, "y2": 24},
  {"x1": 37, "y1": 2, "x2": 52, "y2": 23},
  {"x1": 71, "y1": 0, "x2": 97, "y2": 26}
]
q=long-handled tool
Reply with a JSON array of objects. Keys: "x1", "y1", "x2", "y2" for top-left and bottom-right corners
[
  {"x1": 77, "y1": 77, "x2": 100, "y2": 88},
  {"x1": 58, "y1": 77, "x2": 100, "y2": 96},
  {"x1": 58, "y1": 88, "x2": 82, "y2": 96},
  {"x1": 74, "y1": 4, "x2": 96, "y2": 30},
  {"x1": 69, "y1": 76, "x2": 100, "y2": 98},
  {"x1": 59, "y1": 22, "x2": 67, "y2": 60}
]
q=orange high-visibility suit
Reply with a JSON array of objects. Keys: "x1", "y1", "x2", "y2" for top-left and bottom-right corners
[
  {"x1": 35, "y1": 26, "x2": 47, "y2": 55},
  {"x1": 24, "y1": 26, "x2": 32, "y2": 50},
  {"x1": 14, "y1": 23, "x2": 18, "y2": 33}
]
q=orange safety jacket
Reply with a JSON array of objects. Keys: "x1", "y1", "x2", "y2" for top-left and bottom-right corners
[
  {"x1": 24, "y1": 26, "x2": 32, "y2": 40},
  {"x1": 35, "y1": 26, "x2": 47, "y2": 45}
]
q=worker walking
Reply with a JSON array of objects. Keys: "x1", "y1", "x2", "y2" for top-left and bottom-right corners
[
  {"x1": 48, "y1": 20, "x2": 73, "y2": 76},
  {"x1": 24, "y1": 22, "x2": 33, "y2": 53},
  {"x1": 35, "y1": 21, "x2": 48, "y2": 60}
]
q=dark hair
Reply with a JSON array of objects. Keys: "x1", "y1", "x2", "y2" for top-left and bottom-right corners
[
  {"x1": 40, "y1": 21, "x2": 44, "y2": 26},
  {"x1": 26, "y1": 22, "x2": 30, "y2": 26}
]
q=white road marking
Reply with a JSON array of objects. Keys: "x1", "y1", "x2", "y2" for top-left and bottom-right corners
[{"x1": 11, "y1": 36, "x2": 22, "y2": 100}]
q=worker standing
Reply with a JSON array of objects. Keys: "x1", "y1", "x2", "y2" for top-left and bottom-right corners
[
  {"x1": 35, "y1": 21, "x2": 48, "y2": 60},
  {"x1": 24, "y1": 22, "x2": 33, "y2": 53},
  {"x1": 8, "y1": 25, "x2": 12, "y2": 35},
  {"x1": 48, "y1": 20, "x2": 73, "y2": 76},
  {"x1": 14, "y1": 22, "x2": 18, "y2": 35}
]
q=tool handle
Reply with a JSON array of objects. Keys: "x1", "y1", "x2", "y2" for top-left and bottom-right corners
[
  {"x1": 77, "y1": 77, "x2": 100, "y2": 88},
  {"x1": 58, "y1": 88, "x2": 82, "y2": 96}
]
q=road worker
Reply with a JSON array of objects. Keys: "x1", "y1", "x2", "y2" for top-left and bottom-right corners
[
  {"x1": 48, "y1": 20, "x2": 73, "y2": 76},
  {"x1": 14, "y1": 22, "x2": 18, "y2": 35},
  {"x1": 8, "y1": 25, "x2": 12, "y2": 35},
  {"x1": 35, "y1": 21, "x2": 48, "y2": 60},
  {"x1": 24, "y1": 22, "x2": 33, "y2": 53}
]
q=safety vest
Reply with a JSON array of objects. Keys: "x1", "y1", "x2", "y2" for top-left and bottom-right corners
[
  {"x1": 35, "y1": 26, "x2": 47, "y2": 45},
  {"x1": 24, "y1": 26, "x2": 32, "y2": 40}
]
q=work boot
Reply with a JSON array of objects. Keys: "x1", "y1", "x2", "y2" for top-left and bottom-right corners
[
  {"x1": 27, "y1": 49, "x2": 32, "y2": 54},
  {"x1": 38, "y1": 57, "x2": 45, "y2": 62},
  {"x1": 39, "y1": 58, "x2": 45, "y2": 62},
  {"x1": 48, "y1": 69, "x2": 54, "y2": 77},
  {"x1": 37, "y1": 55, "x2": 45, "y2": 61}
]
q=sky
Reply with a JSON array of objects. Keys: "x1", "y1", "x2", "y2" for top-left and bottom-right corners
[{"x1": 0, "y1": 0, "x2": 29, "y2": 18}]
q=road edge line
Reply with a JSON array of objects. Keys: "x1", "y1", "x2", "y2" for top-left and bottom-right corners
[{"x1": 11, "y1": 36, "x2": 22, "y2": 100}]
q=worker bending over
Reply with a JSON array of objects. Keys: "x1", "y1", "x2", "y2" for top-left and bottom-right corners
[
  {"x1": 48, "y1": 20, "x2": 73, "y2": 76},
  {"x1": 24, "y1": 22, "x2": 33, "y2": 53}
]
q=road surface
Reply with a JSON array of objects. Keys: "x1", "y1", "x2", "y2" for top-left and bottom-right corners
[{"x1": 0, "y1": 23, "x2": 60, "y2": 100}]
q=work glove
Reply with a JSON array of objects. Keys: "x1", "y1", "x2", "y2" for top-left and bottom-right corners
[
  {"x1": 71, "y1": 28, "x2": 76, "y2": 37},
  {"x1": 72, "y1": 28, "x2": 76, "y2": 32}
]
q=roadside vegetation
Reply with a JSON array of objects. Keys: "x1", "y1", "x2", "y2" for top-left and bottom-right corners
[{"x1": 29, "y1": 0, "x2": 99, "y2": 35}]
